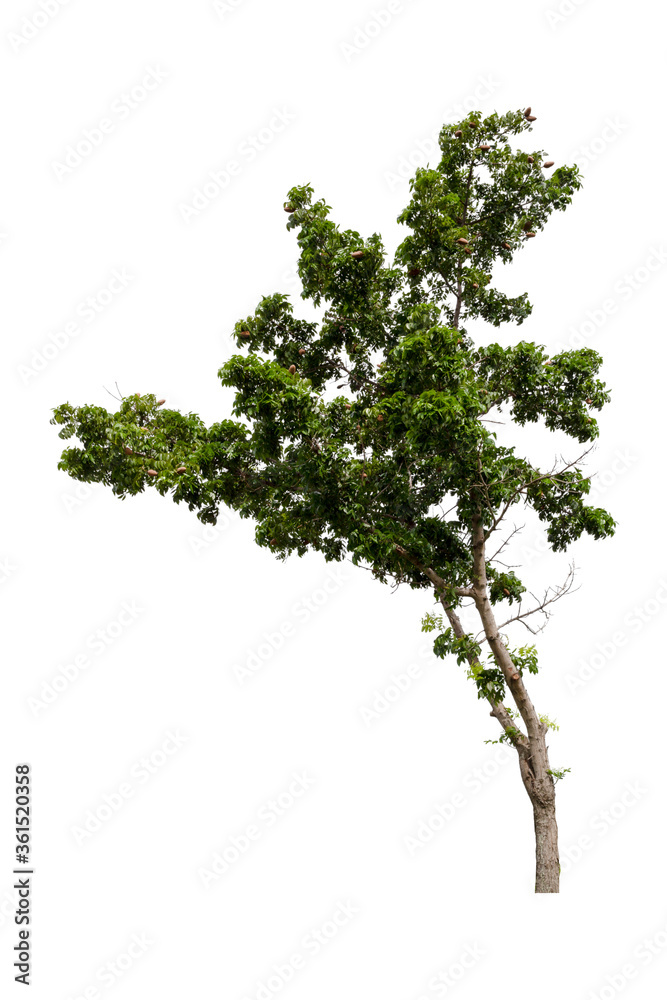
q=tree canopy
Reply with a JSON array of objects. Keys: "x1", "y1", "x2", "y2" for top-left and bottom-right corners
[{"x1": 52, "y1": 108, "x2": 615, "y2": 613}]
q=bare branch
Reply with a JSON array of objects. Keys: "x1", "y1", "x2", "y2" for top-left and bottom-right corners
[
  {"x1": 103, "y1": 383, "x2": 124, "y2": 402},
  {"x1": 493, "y1": 562, "x2": 579, "y2": 634},
  {"x1": 487, "y1": 523, "x2": 525, "y2": 564}
]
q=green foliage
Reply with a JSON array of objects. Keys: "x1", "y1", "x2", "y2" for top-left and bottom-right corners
[
  {"x1": 470, "y1": 666, "x2": 506, "y2": 703},
  {"x1": 539, "y1": 714, "x2": 560, "y2": 731},
  {"x1": 511, "y1": 645, "x2": 540, "y2": 677},
  {"x1": 51, "y1": 108, "x2": 615, "y2": 599},
  {"x1": 485, "y1": 725, "x2": 523, "y2": 747},
  {"x1": 420, "y1": 611, "x2": 444, "y2": 634},
  {"x1": 487, "y1": 567, "x2": 525, "y2": 605},
  {"x1": 547, "y1": 767, "x2": 571, "y2": 782},
  {"x1": 421, "y1": 614, "x2": 508, "y2": 701}
]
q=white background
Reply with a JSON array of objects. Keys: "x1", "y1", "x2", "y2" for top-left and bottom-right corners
[{"x1": 2, "y1": 0, "x2": 666, "y2": 997}]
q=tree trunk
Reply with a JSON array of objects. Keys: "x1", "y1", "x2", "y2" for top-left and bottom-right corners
[{"x1": 533, "y1": 794, "x2": 560, "y2": 892}]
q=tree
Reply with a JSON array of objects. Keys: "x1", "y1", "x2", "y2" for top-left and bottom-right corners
[{"x1": 51, "y1": 107, "x2": 615, "y2": 893}]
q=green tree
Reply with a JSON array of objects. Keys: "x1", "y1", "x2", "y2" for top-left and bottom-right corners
[{"x1": 51, "y1": 107, "x2": 615, "y2": 893}]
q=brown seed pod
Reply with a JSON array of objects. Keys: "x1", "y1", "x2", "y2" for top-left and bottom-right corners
[
  {"x1": 147, "y1": 470, "x2": 158, "y2": 477},
  {"x1": 156, "y1": 398, "x2": 166, "y2": 405},
  {"x1": 524, "y1": 106, "x2": 532, "y2": 117},
  {"x1": 525, "y1": 232, "x2": 536, "y2": 238},
  {"x1": 356, "y1": 424, "x2": 361, "y2": 430},
  {"x1": 456, "y1": 237, "x2": 469, "y2": 245},
  {"x1": 407, "y1": 267, "x2": 421, "y2": 278},
  {"x1": 351, "y1": 250, "x2": 364, "y2": 259},
  {"x1": 527, "y1": 155, "x2": 534, "y2": 164},
  {"x1": 526, "y1": 115, "x2": 537, "y2": 122},
  {"x1": 544, "y1": 360, "x2": 553, "y2": 366},
  {"x1": 542, "y1": 160, "x2": 555, "y2": 168},
  {"x1": 345, "y1": 404, "x2": 352, "y2": 410},
  {"x1": 289, "y1": 364, "x2": 296, "y2": 374},
  {"x1": 377, "y1": 414, "x2": 384, "y2": 422},
  {"x1": 478, "y1": 144, "x2": 491, "y2": 151},
  {"x1": 503, "y1": 587, "x2": 510, "y2": 595},
  {"x1": 298, "y1": 348, "x2": 306, "y2": 355},
  {"x1": 123, "y1": 446, "x2": 134, "y2": 455},
  {"x1": 175, "y1": 466, "x2": 187, "y2": 474},
  {"x1": 361, "y1": 472, "x2": 368, "y2": 479},
  {"x1": 454, "y1": 129, "x2": 463, "y2": 137},
  {"x1": 472, "y1": 282, "x2": 479, "y2": 289},
  {"x1": 284, "y1": 203, "x2": 296, "y2": 212},
  {"x1": 586, "y1": 398, "x2": 592, "y2": 404},
  {"x1": 502, "y1": 241, "x2": 511, "y2": 249},
  {"x1": 464, "y1": 248, "x2": 472, "y2": 254},
  {"x1": 270, "y1": 538, "x2": 277, "y2": 546},
  {"x1": 239, "y1": 330, "x2": 251, "y2": 339}
]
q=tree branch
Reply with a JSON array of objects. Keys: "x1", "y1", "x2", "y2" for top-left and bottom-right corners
[
  {"x1": 481, "y1": 446, "x2": 597, "y2": 541},
  {"x1": 494, "y1": 562, "x2": 579, "y2": 634},
  {"x1": 439, "y1": 598, "x2": 530, "y2": 751},
  {"x1": 393, "y1": 543, "x2": 473, "y2": 597}
]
